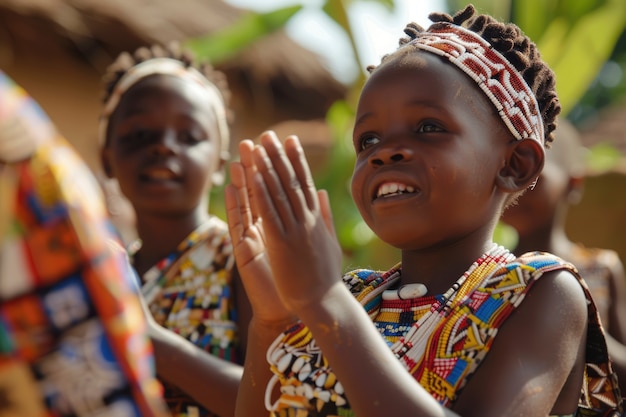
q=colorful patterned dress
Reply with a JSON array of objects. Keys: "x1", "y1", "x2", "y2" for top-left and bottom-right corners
[
  {"x1": 134, "y1": 217, "x2": 238, "y2": 417},
  {"x1": 0, "y1": 71, "x2": 168, "y2": 417},
  {"x1": 264, "y1": 247, "x2": 623, "y2": 417},
  {"x1": 567, "y1": 244, "x2": 624, "y2": 330}
]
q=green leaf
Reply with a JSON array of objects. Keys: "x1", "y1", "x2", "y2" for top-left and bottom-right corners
[
  {"x1": 448, "y1": 0, "x2": 511, "y2": 22},
  {"x1": 323, "y1": 0, "x2": 394, "y2": 26},
  {"x1": 538, "y1": 0, "x2": 626, "y2": 114},
  {"x1": 534, "y1": 17, "x2": 569, "y2": 68},
  {"x1": 513, "y1": 0, "x2": 553, "y2": 40},
  {"x1": 184, "y1": 5, "x2": 303, "y2": 65},
  {"x1": 586, "y1": 142, "x2": 623, "y2": 174},
  {"x1": 494, "y1": 222, "x2": 519, "y2": 251}
]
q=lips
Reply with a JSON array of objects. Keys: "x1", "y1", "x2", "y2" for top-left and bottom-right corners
[{"x1": 140, "y1": 166, "x2": 181, "y2": 182}]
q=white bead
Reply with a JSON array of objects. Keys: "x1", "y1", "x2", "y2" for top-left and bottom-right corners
[
  {"x1": 398, "y1": 283, "x2": 428, "y2": 299},
  {"x1": 277, "y1": 353, "x2": 293, "y2": 373}
]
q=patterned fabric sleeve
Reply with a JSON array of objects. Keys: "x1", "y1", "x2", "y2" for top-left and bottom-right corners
[
  {"x1": 0, "y1": 71, "x2": 169, "y2": 417},
  {"x1": 572, "y1": 271, "x2": 623, "y2": 416}
]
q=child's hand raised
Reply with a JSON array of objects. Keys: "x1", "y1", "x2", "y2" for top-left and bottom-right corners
[
  {"x1": 242, "y1": 131, "x2": 343, "y2": 315},
  {"x1": 226, "y1": 139, "x2": 294, "y2": 325}
]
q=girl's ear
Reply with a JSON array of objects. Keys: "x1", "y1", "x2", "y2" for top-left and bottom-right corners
[
  {"x1": 211, "y1": 158, "x2": 227, "y2": 187},
  {"x1": 496, "y1": 139, "x2": 545, "y2": 192},
  {"x1": 566, "y1": 175, "x2": 585, "y2": 205}
]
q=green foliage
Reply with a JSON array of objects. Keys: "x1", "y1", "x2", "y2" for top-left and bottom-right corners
[
  {"x1": 493, "y1": 222, "x2": 519, "y2": 250},
  {"x1": 447, "y1": 0, "x2": 626, "y2": 115},
  {"x1": 586, "y1": 143, "x2": 624, "y2": 174},
  {"x1": 314, "y1": 101, "x2": 368, "y2": 263},
  {"x1": 184, "y1": 5, "x2": 302, "y2": 65},
  {"x1": 537, "y1": 0, "x2": 626, "y2": 114}
]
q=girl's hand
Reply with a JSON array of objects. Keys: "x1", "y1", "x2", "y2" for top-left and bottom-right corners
[
  {"x1": 247, "y1": 131, "x2": 342, "y2": 314},
  {"x1": 225, "y1": 139, "x2": 294, "y2": 325}
]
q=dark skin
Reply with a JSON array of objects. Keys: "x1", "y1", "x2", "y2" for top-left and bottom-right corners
[
  {"x1": 501, "y1": 129, "x2": 626, "y2": 393},
  {"x1": 227, "y1": 50, "x2": 588, "y2": 416},
  {"x1": 101, "y1": 74, "x2": 251, "y2": 417}
]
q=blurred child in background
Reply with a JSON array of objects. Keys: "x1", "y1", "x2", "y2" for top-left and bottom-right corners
[
  {"x1": 501, "y1": 118, "x2": 626, "y2": 393},
  {"x1": 99, "y1": 44, "x2": 250, "y2": 417}
]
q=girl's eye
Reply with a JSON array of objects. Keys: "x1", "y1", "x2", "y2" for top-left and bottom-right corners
[
  {"x1": 359, "y1": 135, "x2": 380, "y2": 151},
  {"x1": 129, "y1": 129, "x2": 152, "y2": 141},
  {"x1": 120, "y1": 129, "x2": 154, "y2": 149},
  {"x1": 180, "y1": 129, "x2": 208, "y2": 145},
  {"x1": 417, "y1": 122, "x2": 443, "y2": 133},
  {"x1": 181, "y1": 131, "x2": 200, "y2": 144}
]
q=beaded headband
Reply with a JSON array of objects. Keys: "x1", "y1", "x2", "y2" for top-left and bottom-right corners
[
  {"x1": 408, "y1": 22, "x2": 545, "y2": 147},
  {"x1": 98, "y1": 57, "x2": 230, "y2": 160}
]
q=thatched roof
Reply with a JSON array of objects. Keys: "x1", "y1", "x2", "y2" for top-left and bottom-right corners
[{"x1": 0, "y1": 0, "x2": 347, "y2": 119}]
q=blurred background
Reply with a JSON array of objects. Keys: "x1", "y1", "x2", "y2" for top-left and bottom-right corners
[{"x1": 2, "y1": 0, "x2": 625, "y2": 270}]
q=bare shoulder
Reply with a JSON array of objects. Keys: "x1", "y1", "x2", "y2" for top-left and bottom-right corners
[
  {"x1": 524, "y1": 269, "x2": 588, "y2": 327},
  {"x1": 453, "y1": 269, "x2": 588, "y2": 416}
]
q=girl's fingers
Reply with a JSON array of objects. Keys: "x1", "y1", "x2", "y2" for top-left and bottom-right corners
[
  {"x1": 238, "y1": 140, "x2": 261, "y2": 222},
  {"x1": 318, "y1": 189, "x2": 337, "y2": 239},
  {"x1": 249, "y1": 152, "x2": 286, "y2": 237},
  {"x1": 238, "y1": 136, "x2": 288, "y2": 237},
  {"x1": 256, "y1": 131, "x2": 310, "y2": 225},
  {"x1": 227, "y1": 161, "x2": 252, "y2": 230},
  {"x1": 284, "y1": 135, "x2": 318, "y2": 213},
  {"x1": 225, "y1": 182, "x2": 243, "y2": 243}
]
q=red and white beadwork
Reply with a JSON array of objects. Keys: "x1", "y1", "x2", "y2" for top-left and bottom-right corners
[{"x1": 408, "y1": 23, "x2": 545, "y2": 146}]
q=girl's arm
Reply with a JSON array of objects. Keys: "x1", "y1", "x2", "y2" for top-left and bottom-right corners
[
  {"x1": 225, "y1": 140, "x2": 300, "y2": 416},
  {"x1": 149, "y1": 321, "x2": 242, "y2": 417}
]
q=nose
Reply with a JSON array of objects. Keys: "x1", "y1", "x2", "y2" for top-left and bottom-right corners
[
  {"x1": 369, "y1": 143, "x2": 413, "y2": 166},
  {"x1": 150, "y1": 128, "x2": 178, "y2": 156}
]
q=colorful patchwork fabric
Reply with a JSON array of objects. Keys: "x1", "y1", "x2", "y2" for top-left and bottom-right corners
[
  {"x1": 136, "y1": 218, "x2": 238, "y2": 417},
  {"x1": 265, "y1": 251, "x2": 623, "y2": 417},
  {"x1": 0, "y1": 72, "x2": 168, "y2": 416}
]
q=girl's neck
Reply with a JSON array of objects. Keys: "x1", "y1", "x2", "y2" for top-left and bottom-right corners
[
  {"x1": 133, "y1": 211, "x2": 210, "y2": 276},
  {"x1": 399, "y1": 239, "x2": 498, "y2": 296}
]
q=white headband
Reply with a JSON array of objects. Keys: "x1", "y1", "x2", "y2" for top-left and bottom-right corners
[{"x1": 98, "y1": 57, "x2": 230, "y2": 160}]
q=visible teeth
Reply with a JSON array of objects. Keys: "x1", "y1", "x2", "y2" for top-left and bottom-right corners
[{"x1": 377, "y1": 182, "x2": 415, "y2": 197}]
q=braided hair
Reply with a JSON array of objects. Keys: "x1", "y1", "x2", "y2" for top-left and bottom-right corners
[
  {"x1": 101, "y1": 42, "x2": 232, "y2": 128},
  {"x1": 368, "y1": 4, "x2": 561, "y2": 148}
]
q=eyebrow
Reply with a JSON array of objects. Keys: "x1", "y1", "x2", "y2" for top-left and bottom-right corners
[
  {"x1": 355, "y1": 100, "x2": 448, "y2": 127},
  {"x1": 116, "y1": 105, "x2": 204, "y2": 123}
]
